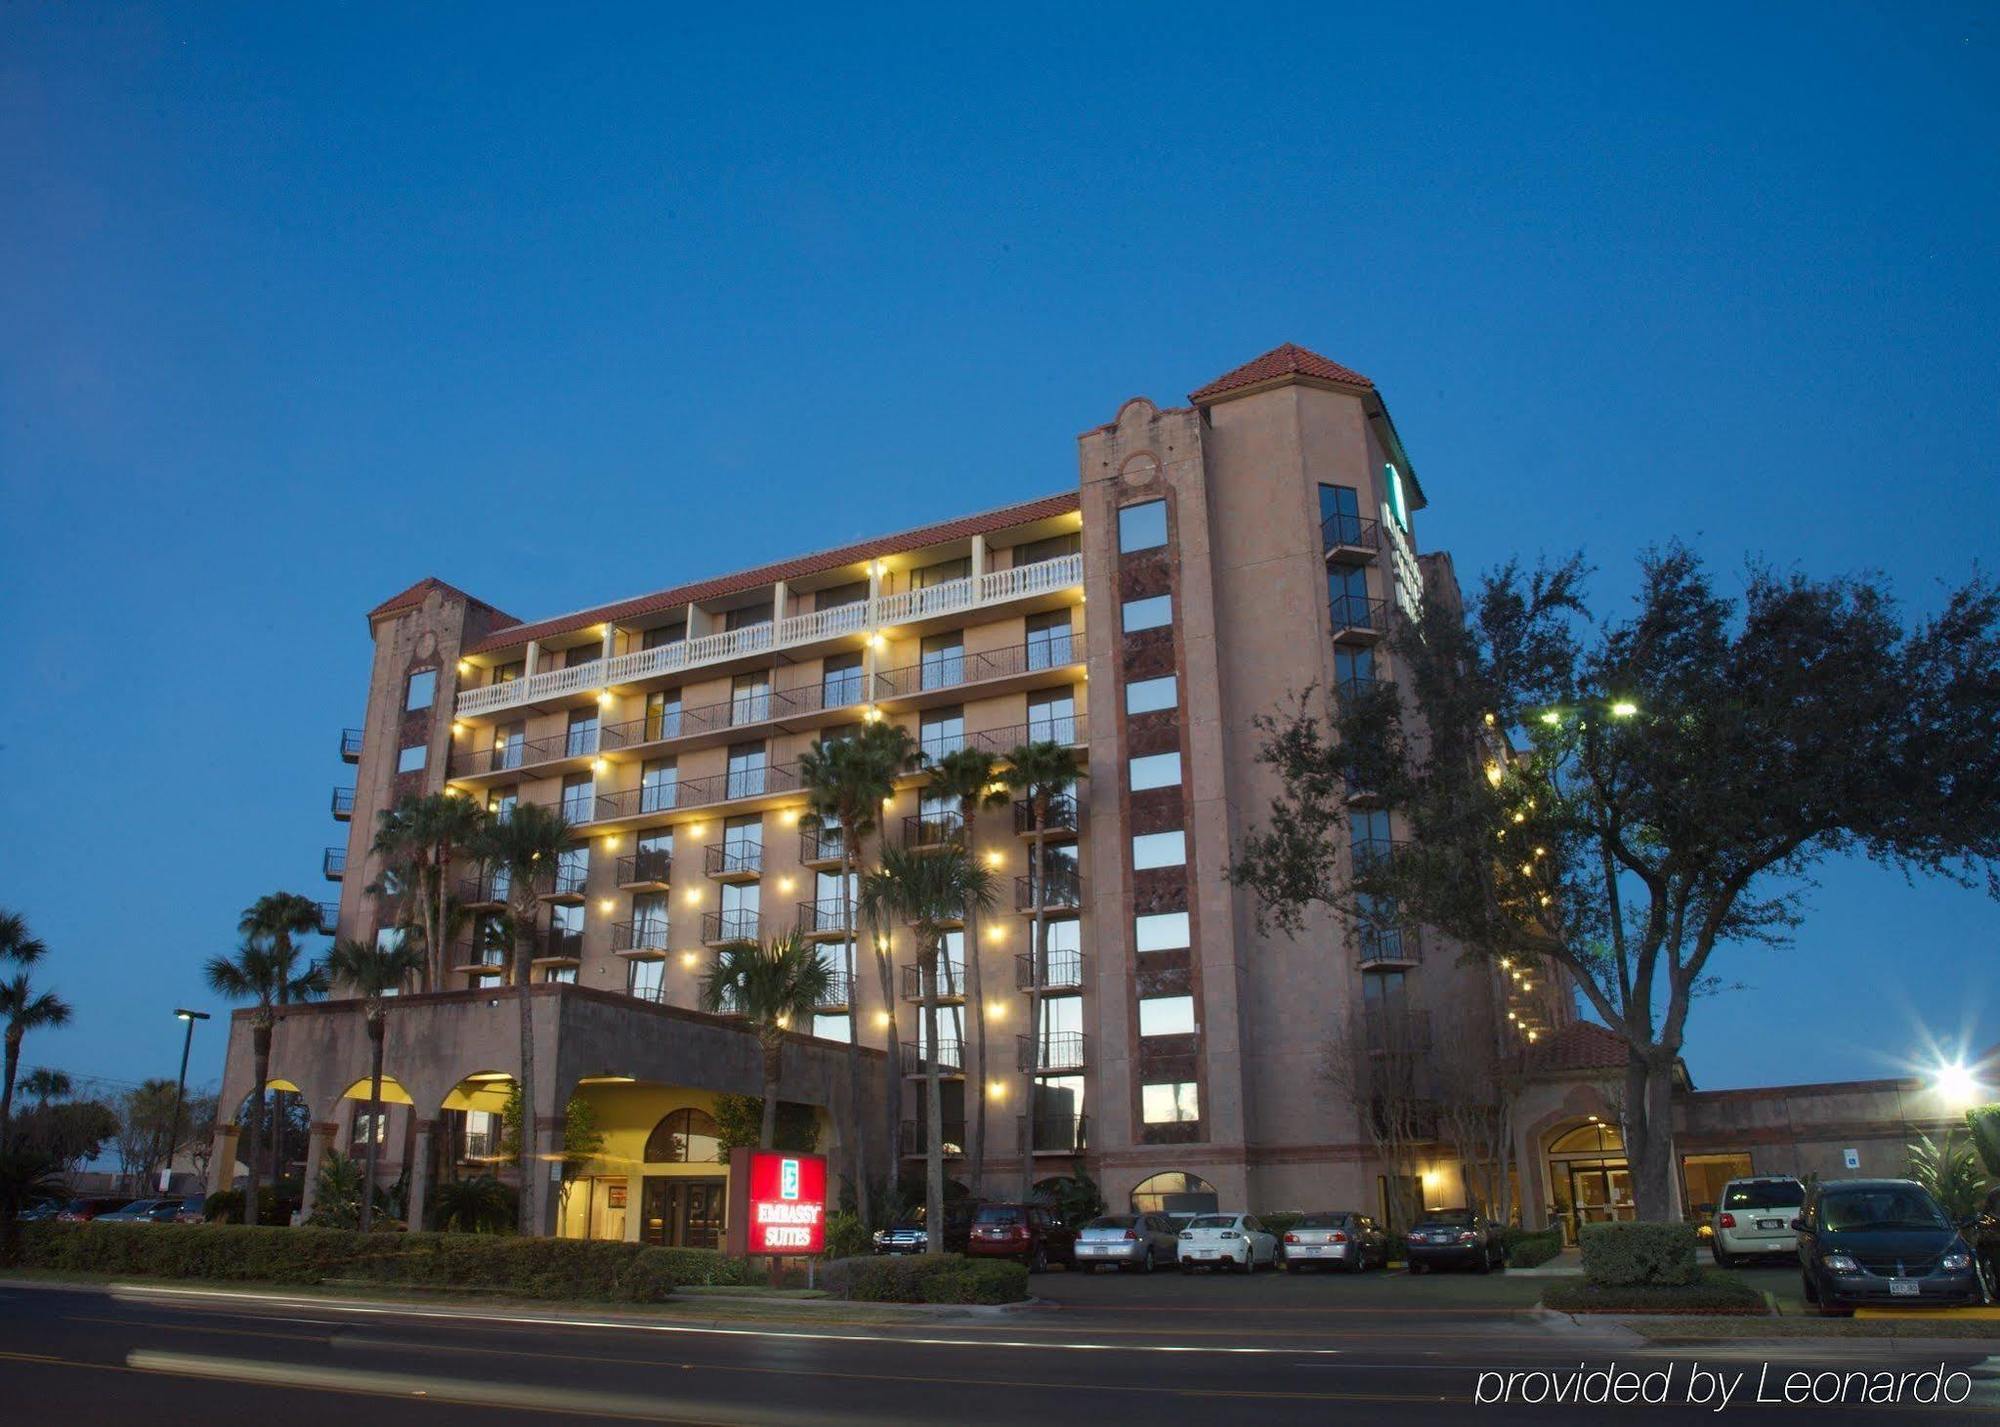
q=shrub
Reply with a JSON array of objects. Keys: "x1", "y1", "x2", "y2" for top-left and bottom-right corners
[
  {"x1": 817, "y1": 1252, "x2": 1027, "y2": 1304},
  {"x1": 1544, "y1": 1268, "x2": 1764, "y2": 1314},
  {"x1": 1258, "y1": 1213, "x2": 1303, "y2": 1240},
  {"x1": 1500, "y1": 1227, "x2": 1564, "y2": 1268},
  {"x1": 430, "y1": 1176, "x2": 516, "y2": 1233},
  {"x1": 203, "y1": 1184, "x2": 299, "y2": 1227},
  {"x1": 1579, "y1": 1221, "x2": 1699, "y2": 1287},
  {"x1": 821, "y1": 1211, "x2": 872, "y2": 1262},
  {"x1": 1967, "y1": 1105, "x2": 2000, "y2": 1179}
]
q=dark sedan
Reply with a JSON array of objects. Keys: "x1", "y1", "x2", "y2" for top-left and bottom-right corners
[
  {"x1": 1796, "y1": 1178, "x2": 1987, "y2": 1315},
  {"x1": 1404, "y1": 1210, "x2": 1506, "y2": 1273}
]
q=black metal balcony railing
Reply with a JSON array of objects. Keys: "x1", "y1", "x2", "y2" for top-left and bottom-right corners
[
  {"x1": 1351, "y1": 838, "x2": 1407, "y2": 876},
  {"x1": 1015, "y1": 948, "x2": 1084, "y2": 991},
  {"x1": 902, "y1": 811, "x2": 964, "y2": 850},
  {"x1": 1018, "y1": 1113, "x2": 1088, "y2": 1154},
  {"x1": 458, "y1": 867, "x2": 512, "y2": 905},
  {"x1": 1015, "y1": 867, "x2": 1082, "y2": 912},
  {"x1": 536, "y1": 928, "x2": 584, "y2": 963},
  {"x1": 339, "y1": 727, "x2": 363, "y2": 762},
  {"x1": 799, "y1": 827, "x2": 846, "y2": 865},
  {"x1": 871, "y1": 636, "x2": 1082, "y2": 703},
  {"x1": 545, "y1": 863, "x2": 589, "y2": 900},
  {"x1": 322, "y1": 847, "x2": 347, "y2": 880},
  {"x1": 451, "y1": 938, "x2": 509, "y2": 972},
  {"x1": 1362, "y1": 1008, "x2": 1433, "y2": 1054},
  {"x1": 900, "y1": 1119, "x2": 969, "y2": 1157},
  {"x1": 1018, "y1": 1031, "x2": 1087, "y2": 1074},
  {"x1": 1320, "y1": 513, "x2": 1383, "y2": 558},
  {"x1": 1329, "y1": 594, "x2": 1392, "y2": 637},
  {"x1": 815, "y1": 971, "x2": 853, "y2": 1011},
  {"x1": 704, "y1": 841, "x2": 763, "y2": 878},
  {"x1": 613, "y1": 919, "x2": 671, "y2": 956},
  {"x1": 797, "y1": 899, "x2": 855, "y2": 937},
  {"x1": 701, "y1": 909, "x2": 760, "y2": 944},
  {"x1": 616, "y1": 850, "x2": 673, "y2": 887},
  {"x1": 900, "y1": 1039, "x2": 964, "y2": 1075},
  {"x1": 899, "y1": 959, "x2": 968, "y2": 1002},
  {"x1": 1011, "y1": 793, "x2": 1078, "y2": 837},
  {"x1": 1357, "y1": 924, "x2": 1423, "y2": 967},
  {"x1": 331, "y1": 787, "x2": 355, "y2": 820},
  {"x1": 966, "y1": 713, "x2": 1087, "y2": 757},
  {"x1": 315, "y1": 901, "x2": 338, "y2": 936}
]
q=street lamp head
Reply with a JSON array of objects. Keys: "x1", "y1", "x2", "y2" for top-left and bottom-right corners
[
  {"x1": 1610, "y1": 699, "x2": 1640, "y2": 719},
  {"x1": 174, "y1": 1008, "x2": 211, "y2": 1022}
]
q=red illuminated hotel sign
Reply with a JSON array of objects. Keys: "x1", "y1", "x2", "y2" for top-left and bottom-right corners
[{"x1": 725, "y1": 1147, "x2": 827, "y2": 1257}]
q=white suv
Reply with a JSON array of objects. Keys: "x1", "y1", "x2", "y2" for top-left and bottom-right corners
[{"x1": 1712, "y1": 1175, "x2": 1806, "y2": 1266}]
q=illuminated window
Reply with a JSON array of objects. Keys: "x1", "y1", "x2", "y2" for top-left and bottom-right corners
[{"x1": 645, "y1": 1108, "x2": 722, "y2": 1164}]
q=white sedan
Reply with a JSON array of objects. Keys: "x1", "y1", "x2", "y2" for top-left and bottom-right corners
[{"x1": 1178, "y1": 1213, "x2": 1279, "y2": 1272}]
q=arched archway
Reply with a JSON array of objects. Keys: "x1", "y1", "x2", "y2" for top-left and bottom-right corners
[
  {"x1": 644, "y1": 1108, "x2": 722, "y2": 1165},
  {"x1": 1544, "y1": 1116, "x2": 1630, "y2": 1242},
  {"x1": 1130, "y1": 1171, "x2": 1218, "y2": 1216}
]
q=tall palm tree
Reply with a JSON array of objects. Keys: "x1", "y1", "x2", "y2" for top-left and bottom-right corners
[
  {"x1": 1002, "y1": 740, "x2": 1086, "y2": 1200},
  {"x1": 20, "y1": 1068, "x2": 71, "y2": 1109},
  {"x1": 476, "y1": 800, "x2": 575, "y2": 1235},
  {"x1": 1, "y1": 973, "x2": 72, "y2": 1144},
  {"x1": 373, "y1": 792, "x2": 487, "y2": 991},
  {"x1": 239, "y1": 891, "x2": 330, "y2": 1189},
  {"x1": 0, "y1": 911, "x2": 48, "y2": 970},
  {"x1": 699, "y1": 933, "x2": 834, "y2": 1147},
  {"x1": 203, "y1": 939, "x2": 324, "y2": 1224},
  {"x1": 860, "y1": 844, "x2": 996, "y2": 1254},
  {"x1": 325, "y1": 935, "x2": 425, "y2": 1229},
  {"x1": 927, "y1": 747, "x2": 1010, "y2": 1194},
  {"x1": 797, "y1": 721, "x2": 918, "y2": 1226}
]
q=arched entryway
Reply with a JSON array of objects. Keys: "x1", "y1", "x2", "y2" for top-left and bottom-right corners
[
  {"x1": 639, "y1": 1106, "x2": 727, "y2": 1249},
  {"x1": 1130, "y1": 1171, "x2": 1218, "y2": 1215},
  {"x1": 1546, "y1": 1119, "x2": 1631, "y2": 1243}
]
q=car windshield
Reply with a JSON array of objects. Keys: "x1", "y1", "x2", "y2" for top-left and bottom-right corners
[
  {"x1": 1297, "y1": 1214, "x2": 1352, "y2": 1228},
  {"x1": 974, "y1": 1206, "x2": 1023, "y2": 1226},
  {"x1": 1085, "y1": 1216, "x2": 1133, "y2": 1230},
  {"x1": 1188, "y1": 1215, "x2": 1237, "y2": 1229},
  {"x1": 1724, "y1": 1181, "x2": 1804, "y2": 1210},
  {"x1": 1821, "y1": 1188, "x2": 1948, "y2": 1232},
  {"x1": 1417, "y1": 1215, "x2": 1472, "y2": 1229}
]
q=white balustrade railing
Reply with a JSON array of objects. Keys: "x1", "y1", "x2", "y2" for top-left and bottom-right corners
[{"x1": 453, "y1": 551, "x2": 1084, "y2": 719}]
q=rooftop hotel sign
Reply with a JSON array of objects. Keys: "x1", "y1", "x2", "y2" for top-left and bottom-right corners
[{"x1": 725, "y1": 1148, "x2": 828, "y2": 1257}]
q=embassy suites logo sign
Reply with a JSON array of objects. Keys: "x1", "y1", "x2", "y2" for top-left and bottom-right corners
[
  {"x1": 1472, "y1": 1361, "x2": 1974, "y2": 1410},
  {"x1": 725, "y1": 1148, "x2": 827, "y2": 1257}
]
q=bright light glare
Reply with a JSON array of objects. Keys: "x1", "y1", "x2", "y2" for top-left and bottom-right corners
[
  {"x1": 1539, "y1": 710, "x2": 1561, "y2": 726},
  {"x1": 1931, "y1": 1061, "x2": 1984, "y2": 1107},
  {"x1": 1610, "y1": 699, "x2": 1639, "y2": 718}
]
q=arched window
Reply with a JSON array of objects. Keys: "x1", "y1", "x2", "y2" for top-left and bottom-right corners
[
  {"x1": 1129, "y1": 1171, "x2": 1218, "y2": 1215},
  {"x1": 644, "y1": 1108, "x2": 722, "y2": 1164},
  {"x1": 1549, "y1": 1122, "x2": 1623, "y2": 1154}
]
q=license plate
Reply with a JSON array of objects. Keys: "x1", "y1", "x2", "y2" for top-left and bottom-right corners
[
  {"x1": 1757, "y1": 1219, "x2": 1782, "y2": 1230},
  {"x1": 1889, "y1": 1280, "x2": 1920, "y2": 1297},
  {"x1": 1193, "y1": 1249, "x2": 1217, "y2": 1258},
  {"x1": 1429, "y1": 1233, "x2": 1452, "y2": 1244}
]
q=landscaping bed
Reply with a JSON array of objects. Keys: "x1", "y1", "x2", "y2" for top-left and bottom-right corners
[
  {"x1": 1544, "y1": 1267, "x2": 1767, "y2": 1314},
  {"x1": 817, "y1": 1253, "x2": 1029, "y2": 1304}
]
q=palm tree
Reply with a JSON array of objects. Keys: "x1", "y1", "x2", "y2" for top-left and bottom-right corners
[
  {"x1": 699, "y1": 933, "x2": 834, "y2": 1147},
  {"x1": 373, "y1": 792, "x2": 487, "y2": 991},
  {"x1": 927, "y1": 747, "x2": 1010, "y2": 1194},
  {"x1": 1002, "y1": 739, "x2": 1086, "y2": 1199},
  {"x1": 325, "y1": 935, "x2": 425, "y2": 1229},
  {"x1": 860, "y1": 844, "x2": 996, "y2": 1254},
  {"x1": 20, "y1": 1068, "x2": 71, "y2": 1109},
  {"x1": 0, "y1": 911, "x2": 48, "y2": 970},
  {"x1": 239, "y1": 891, "x2": 331, "y2": 1190},
  {"x1": 1, "y1": 973, "x2": 72, "y2": 1145},
  {"x1": 797, "y1": 721, "x2": 918, "y2": 1226},
  {"x1": 202, "y1": 939, "x2": 323, "y2": 1224},
  {"x1": 476, "y1": 800, "x2": 575, "y2": 1234}
]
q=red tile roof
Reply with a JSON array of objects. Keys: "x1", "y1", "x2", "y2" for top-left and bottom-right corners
[
  {"x1": 1189, "y1": 342, "x2": 1376, "y2": 403},
  {"x1": 1527, "y1": 1021, "x2": 1630, "y2": 1073},
  {"x1": 461, "y1": 489, "x2": 1081, "y2": 656},
  {"x1": 368, "y1": 577, "x2": 517, "y2": 624}
]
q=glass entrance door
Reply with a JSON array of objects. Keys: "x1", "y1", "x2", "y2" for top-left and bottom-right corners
[
  {"x1": 640, "y1": 1177, "x2": 728, "y2": 1249},
  {"x1": 1567, "y1": 1164, "x2": 1636, "y2": 1236}
]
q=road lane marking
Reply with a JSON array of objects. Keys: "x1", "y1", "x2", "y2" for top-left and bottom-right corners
[{"x1": 64, "y1": 1312, "x2": 331, "y2": 1345}]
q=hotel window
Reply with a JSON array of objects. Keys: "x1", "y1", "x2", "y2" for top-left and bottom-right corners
[
  {"x1": 920, "y1": 631, "x2": 964, "y2": 690},
  {"x1": 919, "y1": 707, "x2": 965, "y2": 762},
  {"x1": 723, "y1": 813, "x2": 762, "y2": 862},
  {"x1": 822, "y1": 652, "x2": 863, "y2": 707},
  {"x1": 564, "y1": 644, "x2": 602, "y2": 669},
  {"x1": 816, "y1": 580, "x2": 868, "y2": 610},
  {"x1": 640, "y1": 758, "x2": 678, "y2": 813},
  {"x1": 1352, "y1": 808, "x2": 1393, "y2": 870},
  {"x1": 1139, "y1": 995, "x2": 1197, "y2": 1038},
  {"x1": 1012, "y1": 531, "x2": 1080, "y2": 567},
  {"x1": 814, "y1": 1009, "x2": 851, "y2": 1043},
  {"x1": 1363, "y1": 969, "x2": 1408, "y2": 1016},
  {"x1": 1131, "y1": 831, "x2": 1186, "y2": 870},
  {"x1": 631, "y1": 892, "x2": 669, "y2": 946},
  {"x1": 724, "y1": 604, "x2": 772, "y2": 632},
  {"x1": 730, "y1": 671, "x2": 771, "y2": 725},
  {"x1": 1027, "y1": 687, "x2": 1076, "y2": 745},
  {"x1": 397, "y1": 744, "x2": 427, "y2": 773},
  {"x1": 1125, "y1": 674, "x2": 1177, "y2": 715},
  {"x1": 913, "y1": 557, "x2": 971, "y2": 590},
  {"x1": 1329, "y1": 566, "x2": 1373, "y2": 629},
  {"x1": 1128, "y1": 751, "x2": 1182, "y2": 791},
  {"x1": 549, "y1": 900, "x2": 585, "y2": 959},
  {"x1": 561, "y1": 772, "x2": 595, "y2": 823},
  {"x1": 544, "y1": 965, "x2": 578, "y2": 984},
  {"x1": 487, "y1": 786, "x2": 518, "y2": 823},
  {"x1": 1043, "y1": 919, "x2": 1081, "y2": 985},
  {"x1": 1318, "y1": 483, "x2": 1363, "y2": 549},
  {"x1": 472, "y1": 913, "x2": 509, "y2": 969},
  {"x1": 492, "y1": 660, "x2": 524, "y2": 685},
  {"x1": 1141, "y1": 1082, "x2": 1199, "y2": 1124},
  {"x1": 350, "y1": 1108, "x2": 388, "y2": 1146},
  {"x1": 1118, "y1": 500, "x2": 1168, "y2": 553},
  {"x1": 645, "y1": 689, "x2": 682, "y2": 741},
  {"x1": 1121, "y1": 594, "x2": 1171, "y2": 633},
  {"x1": 641, "y1": 623, "x2": 685, "y2": 651},
  {"x1": 721, "y1": 880, "x2": 759, "y2": 940},
  {"x1": 566, "y1": 706, "x2": 600, "y2": 757},
  {"x1": 1026, "y1": 610, "x2": 1073, "y2": 670},
  {"x1": 628, "y1": 956, "x2": 664, "y2": 1002},
  {"x1": 555, "y1": 844, "x2": 589, "y2": 896},
  {"x1": 634, "y1": 828, "x2": 673, "y2": 882},
  {"x1": 815, "y1": 868, "x2": 857, "y2": 917},
  {"x1": 493, "y1": 722, "x2": 526, "y2": 770},
  {"x1": 405, "y1": 669, "x2": 436, "y2": 711},
  {"x1": 1334, "y1": 647, "x2": 1375, "y2": 697},
  {"x1": 725, "y1": 742, "x2": 767, "y2": 798},
  {"x1": 463, "y1": 1109, "x2": 501, "y2": 1159}
]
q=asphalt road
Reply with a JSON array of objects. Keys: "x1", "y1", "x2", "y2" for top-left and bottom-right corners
[{"x1": 1, "y1": 1276, "x2": 1995, "y2": 1425}]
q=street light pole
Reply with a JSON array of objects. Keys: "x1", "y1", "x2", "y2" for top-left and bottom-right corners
[{"x1": 163, "y1": 1009, "x2": 211, "y2": 1194}]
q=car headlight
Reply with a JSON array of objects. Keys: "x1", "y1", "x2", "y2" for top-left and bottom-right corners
[
  {"x1": 1942, "y1": 1252, "x2": 1972, "y2": 1272},
  {"x1": 872, "y1": 1230, "x2": 887, "y2": 1244},
  {"x1": 1821, "y1": 1252, "x2": 1860, "y2": 1273}
]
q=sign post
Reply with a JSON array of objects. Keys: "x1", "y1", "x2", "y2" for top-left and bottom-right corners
[{"x1": 725, "y1": 1148, "x2": 828, "y2": 1281}]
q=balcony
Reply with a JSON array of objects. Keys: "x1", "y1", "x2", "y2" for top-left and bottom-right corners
[
  {"x1": 1352, "y1": 838, "x2": 1407, "y2": 877},
  {"x1": 1018, "y1": 1031, "x2": 1087, "y2": 1074},
  {"x1": 1356, "y1": 924, "x2": 1423, "y2": 969},
  {"x1": 815, "y1": 971, "x2": 853, "y2": 1011},
  {"x1": 1330, "y1": 594, "x2": 1392, "y2": 645},
  {"x1": 1362, "y1": 1008, "x2": 1432, "y2": 1055},
  {"x1": 902, "y1": 811, "x2": 964, "y2": 851},
  {"x1": 799, "y1": 827, "x2": 846, "y2": 867},
  {"x1": 704, "y1": 841, "x2": 763, "y2": 881},
  {"x1": 1015, "y1": 867, "x2": 1082, "y2": 913},
  {"x1": 900, "y1": 1119, "x2": 968, "y2": 1157},
  {"x1": 540, "y1": 864, "x2": 589, "y2": 903},
  {"x1": 1012, "y1": 793, "x2": 1079, "y2": 839},
  {"x1": 572, "y1": 763, "x2": 802, "y2": 827},
  {"x1": 966, "y1": 712, "x2": 1088, "y2": 757},
  {"x1": 899, "y1": 959, "x2": 968, "y2": 1002},
  {"x1": 1320, "y1": 513, "x2": 1382, "y2": 565},
  {"x1": 797, "y1": 898, "x2": 855, "y2": 939},
  {"x1": 616, "y1": 850, "x2": 672, "y2": 889},
  {"x1": 315, "y1": 901, "x2": 338, "y2": 936},
  {"x1": 532, "y1": 928, "x2": 584, "y2": 968},
  {"x1": 458, "y1": 867, "x2": 511, "y2": 907},
  {"x1": 700, "y1": 909, "x2": 760, "y2": 945},
  {"x1": 454, "y1": 551, "x2": 1085, "y2": 719},
  {"x1": 1018, "y1": 1113, "x2": 1088, "y2": 1155},
  {"x1": 1016, "y1": 948, "x2": 1084, "y2": 992},
  {"x1": 612, "y1": 919, "x2": 671, "y2": 959},
  {"x1": 322, "y1": 847, "x2": 346, "y2": 881},
  {"x1": 450, "y1": 939, "x2": 510, "y2": 977},
  {"x1": 448, "y1": 726, "x2": 607, "y2": 782},
  {"x1": 331, "y1": 787, "x2": 355, "y2": 822},
  {"x1": 339, "y1": 727, "x2": 363, "y2": 763},
  {"x1": 900, "y1": 1039, "x2": 964, "y2": 1076},
  {"x1": 871, "y1": 634, "x2": 1084, "y2": 704}
]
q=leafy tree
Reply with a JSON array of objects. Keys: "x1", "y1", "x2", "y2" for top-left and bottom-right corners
[
  {"x1": 15, "y1": 1098, "x2": 119, "y2": 1171},
  {"x1": 476, "y1": 800, "x2": 577, "y2": 1234},
  {"x1": 1031, "y1": 1172, "x2": 1105, "y2": 1227},
  {"x1": 862, "y1": 844, "x2": 995, "y2": 1254},
  {"x1": 373, "y1": 792, "x2": 487, "y2": 991},
  {"x1": 1002, "y1": 739, "x2": 1086, "y2": 1199},
  {"x1": 1907, "y1": 1129, "x2": 1989, "y2": 1221},
  {"x1": 204, "y1": 937, "x2": 325, "y2": 1223},
  {"x1": 1230, "y1": 548, "x2": 2000, "y2": 1220},
  {"x1": 432, "y1": 1175, "x2": 516, "y2": 1234},
  {"x1": 498, "y1": 1088, "x2": 606, "y2": 1218},
  {"x1": 0, "y1": 1150, "x2": 64, "y2": 1264},
  {"x1": 713, "y1": 1093, "x2": 821, "y2": 1154},
  {"x1": 700, "y1": 933, "x2": 833, "y2": 1148},
  {"x1": 238, "y1": 893, "x2": 328, "y2": 1190},
  {"x1": 115, "y1": 1078, "x2": 183, "y2": 1193},
  {"x1": 325, "y1": 934, "x2": 425, "y2": 1229},
  {"x1": 1968, "y1": 1105, "x2": 2000, "y2": 1180}
]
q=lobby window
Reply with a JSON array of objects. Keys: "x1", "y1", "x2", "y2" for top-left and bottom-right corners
[
  {"x1": 1139, "y1": 995, "x2": 1197, "y2": 1038},
  {"x1": 1131, "y1": 830, "x2": 1186, "y2": 870},
  {"x1": 822, "y1": 652, "x2": 863, "y2": 707},
  {"x1": 1122, "y1": 594, "x2": 1172, "y2": 633},
  {"x1": 725, "y1": 742, "x2": 767, "y2": 798},
  {"x1": 1129, "y1": 751, "x2": 1181, "y2": 792},
  {"x1": 405, "y1": 669, "x2": 436, "y2": 711},
  {"x1": 1134, "y1": 911, "x2": 1190, "y2": 952},
  {"x1": 1318, "y1": 483, "x2": 1363, "y2": 549},
  {"x1": 1026, "y1": 610, "x2": 1074, "y2": 670},
  {"x1": 645, "y1": 1108, "x2": 722, "y2": 1164},
  {"x1": 640, "y1": 758, "x2": 678, "y2": 813},
  {"x1": 921, "y1": 631, "x2": 964, "y2": 690},
  {"x1": 567, "y1": 706, "x2": 600, "y2": 757},
  {"x1": 730, "y1": 670, "x2": 771, "y2": 725},
  {"x1": 397, "y1": 744, "x2": 427, "y2": 774},
  {"x1": 1118, "y1": 500, "x2": 1168, "y2": 554},
  {"x1": 1125, "y1": 674, "x2": 1177, "y2": 715},
  {"x1": 1141, "y1": 1082, "x2": 1199, "y2": 1124},
  {"x1": 1028, "y1": 687, "x2": 1076, "y2": 745}
]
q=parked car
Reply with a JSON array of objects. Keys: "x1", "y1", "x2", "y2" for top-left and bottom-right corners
[
  {"x1": 1795, "y1": 1178, "x2": 1986, "y2": 1315},
  {"x1": 95, "y1": 1198, "x2": 184, "y2": 1224},
  {"x1": 171, "y1": 1194, "x2": 208, "y2": 1224},
  {"x1": 55, "y1": 1197, "x2": 132, "y2": 1223},
  {"x1": 1281, "y1": 1211, "x2": 1388, "y2": 1273},
  {"x1": 1974, "y1": 1186, "x2": 2000, "y2": 1303},
  {"x1": 1177, "y1": 1213, "x2": 1279, "y2": 1272},
  {"x1": 1710, "y1": 1175, "x2": 1805, "y2": 1267},
  {"x1": 873, "y1": 1200, "x2": 979, "y2": 1255},
  {"x1": 965, "y1": 1202, "x2": 1077, "y2": 1272},
  {"x1": 1073, "y1": 1213, "x2": 1181, "y2": 1272},
  {"x1": 1404, "y1": 1210, "x2": 1507, "y2": 1273}
]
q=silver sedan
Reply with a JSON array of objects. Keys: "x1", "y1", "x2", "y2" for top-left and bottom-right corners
[{"x1": 1072, "y1": 1212, "x2": 1181, "y2": 1272}]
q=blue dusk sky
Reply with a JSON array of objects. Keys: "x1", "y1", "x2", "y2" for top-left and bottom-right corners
[{"x1": 2, "y1": 4, "x2": 1995, "y2": 1101}]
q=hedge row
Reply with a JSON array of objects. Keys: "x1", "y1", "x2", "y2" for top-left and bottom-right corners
[
  {"x1": 817, "y1": 1253, "x2": 1028, "y2": 1304},
  {"x1": 1578, "y1": 1222, "x2": 1701, "y2": 1287},
  {"x1": 1544, "y1": 1268, "x2": 1766, "y2": 1315},
  {"x1": 17, "y1": 1223, "x2": 751, "y2": 1301},
  {"x1": 1499, "y1": 1228, "x2": 1564, "y2": 1268}
]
